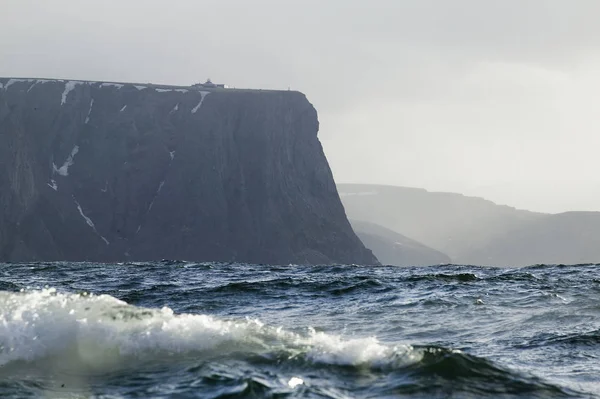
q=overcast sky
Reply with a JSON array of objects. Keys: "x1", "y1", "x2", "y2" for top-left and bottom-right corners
[{"x1": 2, "y1": 0, "x2": 600, "y2": 213}]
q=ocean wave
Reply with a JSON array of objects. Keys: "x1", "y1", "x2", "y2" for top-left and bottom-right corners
[
  {"x1": 0, "y1": 288, "x2": 579, "y2": 398},
  {"x1": 405, "y1": 273, "x2": 479, "y2": 283},
  {"x1": 0, "y1": 288, "x2": 414, "y2": 370},
  {"x1": 518, "y1": 330, "x2": 600, "y2": 349}
]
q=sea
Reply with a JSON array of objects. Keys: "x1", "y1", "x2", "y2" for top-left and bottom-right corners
[{"x1": 1, "y1": 262, "x2": 599, "y2": 399}]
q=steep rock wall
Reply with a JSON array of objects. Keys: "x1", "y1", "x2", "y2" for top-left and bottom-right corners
[{"x1": 0, "y1": 78, "x2": 377, "y2": 265}]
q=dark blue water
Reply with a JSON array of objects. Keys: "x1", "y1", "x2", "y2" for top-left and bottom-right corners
[{"x1": 1, "y1": 262, "x2": 599, "y2": 398}]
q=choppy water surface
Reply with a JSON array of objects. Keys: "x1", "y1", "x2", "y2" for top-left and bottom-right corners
[{"x1": 1, "y1": 262, "x2": 599, "y2": 398}]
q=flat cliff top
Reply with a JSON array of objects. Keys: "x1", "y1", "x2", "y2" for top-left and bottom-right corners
[{"x1": 0, "y1": 77, "x2": 301, "y2": 95}]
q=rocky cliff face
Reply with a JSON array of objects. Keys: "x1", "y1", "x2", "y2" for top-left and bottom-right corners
[{"x1": 0, "y1": 78, "x2": 377, "y2": 265}]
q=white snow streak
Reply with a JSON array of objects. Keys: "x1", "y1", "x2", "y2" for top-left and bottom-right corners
[
  {"x1": 120, "y1": 105, "x2": 127, "y2": 112},
  {"x1": 100, "y1": 83, "x2": 123, "y2": 89},
  {"x1": 169, "y1": 151, "x2": 175, "y2": 160},
  {"x1": 147, "y1": 180, "x2": 166, "y2": 213},
  {"x1": 134, "y1": 85, "x2": 146, "y2": 90},
  {"x1": 27, "y1": 79, "x2": 52, "y2": 93},
  {"x1": 170, "y1": 103, "x2": 179, "y2": 114},
  {"x1": 74, "y1": 199, "x2": 110, "y2": 245},
  {"x1": 191, "y1": 91, "x2": 210, "y2": 114},
  {"x1": 47, "y1": 180, "x2": 58, "y2": 191},
  {"x1": 156, "y1": 88, "x2": 188, "y2": 93},
  {"x1": 53, "y1": 146, "x2": 79, "y2": 176},
  {"x1": 5, "y1": 79, "x2": 28, "y2": 89},
  {"x1": 61, "y1": 81, "x2": 81, "y2": 105},
  {"x1": 85, "y1": 99, "x2": 94, "y2": 124}
]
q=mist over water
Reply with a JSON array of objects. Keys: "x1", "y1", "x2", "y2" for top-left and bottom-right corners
[{"x1": 1, "y1": 261, "x2": 599, "y2": 398}]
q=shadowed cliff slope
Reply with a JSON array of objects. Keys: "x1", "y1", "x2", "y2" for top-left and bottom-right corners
[
  {"x1": 0, "y1": 78, "x2": 377, "y2": 265},
  {"x1": 349, "y1": 220, "x2": 451, "y2": 266}
]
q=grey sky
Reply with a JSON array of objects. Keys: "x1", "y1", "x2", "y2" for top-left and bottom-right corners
[{"x1": 2, "y1": 0, "x2": 600, "y2": 213}]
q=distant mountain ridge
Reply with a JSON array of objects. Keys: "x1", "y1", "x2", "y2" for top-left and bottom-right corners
[{"x1": 338, "y1": 183, "x2": 600, "y2": 266}]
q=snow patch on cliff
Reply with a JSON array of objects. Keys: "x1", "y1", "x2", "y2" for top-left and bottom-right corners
[
  {"x1": 85, "y1": 99, "x2": 94, "y2": 124},
  {"x1": 5, "y1": 79, "x2": 30, "y2": 90},
  {"x1": 100, "y1": 83, "x2": 123, "y2": 89},
  {"x1": 27, "y1": 79, "x2": 55, "y2": 92},
  {"x1": 47, "y1": 180, "x2": 58, "y2": 191},
  {"x1": 156, "y1": 88, "x2": 188, "y2": 93},
  {"x1": 53, "y1": 146, "x2": 80, "y2": 176},
  {"x1": 170, "y1": 103, "x2": 179, "y2": 114},
  {"x1": 169, "y1": 151, "x2": 176, "y2": 160},
  {"x1": 147, "y1": 180, "x2": 166, "y2": 213},
  {"x1": 61, "y1": 81, "x2": 82, "y2": 105},
  {"x1": 191, "y1": 91, "x2": 210, "y2": 114},
  {"x1": 120, "y1": 105, "x2": 127, "y2": 112},
  {"x1": 74, "y1": 199, "x2": 110, "y2": 245},
  {"x1": 134, "y1": 85, "x2": 147, "y2": 91}
]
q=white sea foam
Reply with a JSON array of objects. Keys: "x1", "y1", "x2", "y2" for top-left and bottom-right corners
[
  {"x1": 191, "y1": 91, "x2": 210, "y2": 114},
  {"x1": 0, "y1": 289, "x2": 419, "y2": 370}
]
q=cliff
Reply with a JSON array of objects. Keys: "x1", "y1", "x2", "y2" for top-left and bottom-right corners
[
  {"x1": 349, "y1": 220, "x2": 451, "y2": 266},
  {"x1": 0, "y1": 78, "x2": 377, "y2": 265}
]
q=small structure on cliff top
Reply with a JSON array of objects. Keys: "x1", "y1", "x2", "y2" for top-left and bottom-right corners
[{"x1": 192, "y1": 78, "x2": 226, "y2": 89}]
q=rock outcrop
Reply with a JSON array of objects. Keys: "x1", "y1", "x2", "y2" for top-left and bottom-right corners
[{"x1": 0, "y1": 78, "x2": 377, "y2": 265}]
